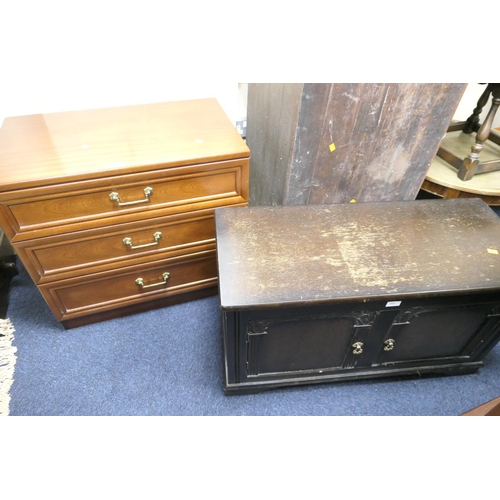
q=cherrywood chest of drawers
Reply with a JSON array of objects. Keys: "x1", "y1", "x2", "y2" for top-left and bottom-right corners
[
  {"x1": 215, "y1": 199, "x2": 500, "y2": 394},
  {"x1": 0, "y1": 99, "x2": 249, "y2": 327}
]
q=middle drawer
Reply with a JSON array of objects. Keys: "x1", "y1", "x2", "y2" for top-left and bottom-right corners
[{"x1": 15, "y1": 210, "x2": 217, "y2": 284}]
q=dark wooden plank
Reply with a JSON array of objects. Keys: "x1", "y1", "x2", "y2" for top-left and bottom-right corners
[
  {"x1": 247, "y1": 83, "x2": 466, "y2": 206},
  {"x1": 307, "y1": 83, "x2": 391, "y2": 204},
  {"x1": 283, "y1": 83, "x2": 334, "y2": 204},
  {"x1": 247, "y1": 83, "x2": 303, "y2": 206}
]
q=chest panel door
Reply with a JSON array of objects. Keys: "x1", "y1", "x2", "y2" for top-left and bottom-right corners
[
  {"x1": 233, "y1": 298, "x2": 500, "y2": 389},
  {"x1": 373, "y1": 305, "x2": 500, "y2": 366},
  {"x1": 245, "y1": 314, "x2": 357, "y2": 376}
]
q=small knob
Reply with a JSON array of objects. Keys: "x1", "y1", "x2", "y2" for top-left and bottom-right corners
[
  {"x1": 384, "y1": 339, "x2": 395, "y2": 351},
  {"x1": 352, "y1": 342, "x2": 364, "y2": 355}
]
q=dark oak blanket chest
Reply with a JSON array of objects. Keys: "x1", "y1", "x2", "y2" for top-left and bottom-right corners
[{"x1": 215, "y1": 198, "x2": 500, "y2": 394}]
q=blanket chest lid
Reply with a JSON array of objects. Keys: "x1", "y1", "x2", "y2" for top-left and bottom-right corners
[
  {"x1": 0, "y1": 98, "x2": 249, "y2": 192},
  {"x1": 215, "y1": 198, "x2": 500, "y2": 309}
]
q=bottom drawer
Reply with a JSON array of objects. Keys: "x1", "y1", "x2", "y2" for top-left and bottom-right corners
[{"x1": 38, "y1": 250, "x2": 217, "y2": 321}]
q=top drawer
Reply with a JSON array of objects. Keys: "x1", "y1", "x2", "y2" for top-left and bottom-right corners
[{"x1": 0, "y1": 159, "x2": 248, "y2": 241}]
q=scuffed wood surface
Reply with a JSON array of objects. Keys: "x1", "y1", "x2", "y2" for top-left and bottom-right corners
[
  {"x1": 247, "y1": 83, "x2": 466, "y2": 206},
  {"x1": 247, "y1": 83, "x2": 303, "y2": 205},
  {"x1": 215, "y1": 198, "x2": 500, "y2": 309}
]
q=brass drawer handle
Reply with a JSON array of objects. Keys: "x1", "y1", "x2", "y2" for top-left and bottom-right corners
[
  {"x1": 384, "y1": 339, "x2": 395, "y2": 351},
  {"x1": 135, "y1": 272, "x2": 170, "y2": 289},
  {"x1": 123, "y1": 231, "x2": 162, "y2": 250},
  {"x1": 352, "y1": 342, "x2": 364, "y2": 355},
  {"x1": 109, "y1": 186, "x2": 153, "y2": 207}
]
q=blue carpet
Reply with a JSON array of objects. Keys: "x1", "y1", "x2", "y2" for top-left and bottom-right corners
[{"x1": 6, "y1": 260, "x2": 500, "y2": 416}]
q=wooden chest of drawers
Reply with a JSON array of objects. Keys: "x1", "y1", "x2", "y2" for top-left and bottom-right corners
[
  {"x1": 215, "y1": 199, "x2": 500, "y2": 394},
  {"x1": 0, "y1": 99, "x2": 249, "y2": 327}
]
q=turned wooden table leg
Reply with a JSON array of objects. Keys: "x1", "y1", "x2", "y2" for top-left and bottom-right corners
[
  {"x1": 459, "y1": 84, "x2": 500, "y2": 181},
  {"x1": 462, "y1": 83, "x2": 492, "y2": 134}
]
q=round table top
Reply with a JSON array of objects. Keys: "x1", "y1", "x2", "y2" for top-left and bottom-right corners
[{"x1": 425, "y1": 130, "x2": 500, "y2": 196}]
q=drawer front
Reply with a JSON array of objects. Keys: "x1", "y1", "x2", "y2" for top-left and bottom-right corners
[
  {"x1": 15, "y1": 210, "x2": 218, "y2": 283},
  {"x1": 38, "y1": 251, "x2": 217, "y2": 321},
  {"x1": 1, "y1": 159, "x2": 248, "y2": 241}
]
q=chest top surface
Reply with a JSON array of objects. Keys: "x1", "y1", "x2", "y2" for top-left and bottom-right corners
[
  {"x1": 0, "y1": 98, "x2": 249, "y2": 192},
  {"x1": 215, "y1": 198, "x2": 500, "y2": 309}
]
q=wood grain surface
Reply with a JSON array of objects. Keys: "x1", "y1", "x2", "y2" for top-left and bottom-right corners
[
  {"x1": 0, "y1": 98, "x2": 249, "y2": 191},
  {"x1": 247, "y1": 83, "x2": 466, "y2": 206},
  {"x1": 215, "y1": 198, "x2": 500, "y2": 309},
  {"x1": 39, "y1": 250, "x2": 218, "y2": 321},
  {"x1": 0, "y1": 99, "x2": 249, "y2": 327},
  {"x1": 15, "y1": 209, "x2": 218, "y2": 283}
]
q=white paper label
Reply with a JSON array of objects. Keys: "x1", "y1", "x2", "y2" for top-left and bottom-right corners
[{"x1": 386, "y1": 301, "x2": 402, "y2": 307}]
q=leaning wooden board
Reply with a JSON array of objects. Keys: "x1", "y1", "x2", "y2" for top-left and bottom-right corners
[{"x1": 247, "y1": 83, "x2": 466, "y2": 206}]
